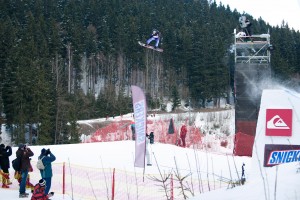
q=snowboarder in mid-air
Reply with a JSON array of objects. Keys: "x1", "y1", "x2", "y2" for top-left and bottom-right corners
[
  {"x1": 145, "y1": 29, "x2": 161, "y2": 49},
  {"x1": 138, "y1": 29, "x2": 163, "y2": 52}
]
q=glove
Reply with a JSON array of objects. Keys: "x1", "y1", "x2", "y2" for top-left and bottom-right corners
[
  {"x1": 47, "y1": 149, "x2": 51, "y2": 155},
  {"x1": 48, "y1": 192, "x2": 54, "y2": 197}
]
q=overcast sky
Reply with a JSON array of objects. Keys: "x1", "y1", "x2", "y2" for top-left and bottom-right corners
[{"x1": 216, "y1": 0, "x2": 300, "y2": 31}]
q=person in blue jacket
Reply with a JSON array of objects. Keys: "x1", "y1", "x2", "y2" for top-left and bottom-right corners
[{"x1": 38, "y1": 148, "x2": 56, "y2": 195}]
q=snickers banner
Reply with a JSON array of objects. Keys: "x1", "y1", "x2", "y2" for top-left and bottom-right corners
[{"x1": 264, "y1": 144, "x2": 300, "y2": 167}]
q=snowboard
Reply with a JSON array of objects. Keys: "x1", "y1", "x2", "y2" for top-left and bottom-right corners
[{"x1": 138, "y1": 41, "x2": 163, "y2": 52}]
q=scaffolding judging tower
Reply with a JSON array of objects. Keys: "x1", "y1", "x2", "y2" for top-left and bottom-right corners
[{"x1": 233, "y1": 30, "x2": 272, "y2": 156}]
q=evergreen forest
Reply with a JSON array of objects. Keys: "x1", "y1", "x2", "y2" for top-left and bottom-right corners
[{"x1": 0, "y1": 0, "x2": 299, "y2": 145}]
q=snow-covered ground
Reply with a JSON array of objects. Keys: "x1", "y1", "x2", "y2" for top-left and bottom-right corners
[
  {"x1": 1, "y1": 140, "x2": 251, "y2": 200},
  {"x1": 1, "y1": 139, "x2": 299, "y2": 200}
]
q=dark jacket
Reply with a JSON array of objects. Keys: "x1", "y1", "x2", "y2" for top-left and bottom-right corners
[
  {"x1": 0, "y1": 146, "x2": 12, "y2": 170},
  {"x1": 16, "y1": 147, "x2": 34, "y2": 171},
  {"x1": 149, "y1": 132, "x2": 154, "y2": 144}
]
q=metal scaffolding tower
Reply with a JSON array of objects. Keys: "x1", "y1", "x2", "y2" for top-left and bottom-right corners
[{"x1": 233, "y1": 30, "x2": 272, "y2": 155}]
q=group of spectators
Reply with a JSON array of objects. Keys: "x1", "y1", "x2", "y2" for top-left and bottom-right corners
[{"x1": 0, "y1": 143, "x2": 56, "y2": 199}]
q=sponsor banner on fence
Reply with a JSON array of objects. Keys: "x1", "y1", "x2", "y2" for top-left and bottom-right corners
[{"x1": 264, "y1": 144, "x2": 300, "y2": 167}]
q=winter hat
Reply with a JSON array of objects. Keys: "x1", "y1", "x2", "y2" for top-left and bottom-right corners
[
  {"x1": 41, "y1": 148, "x2": 46, "y2": 155},
  {"x1": 0, "y1": 144, "x2": 5, "y2": 148},
  {"x1": 18, "y1": 143, "x2": 25, "y2": 149},
  {"x1": 39, "y1": 179, "x2": 46, "y2": 187}
]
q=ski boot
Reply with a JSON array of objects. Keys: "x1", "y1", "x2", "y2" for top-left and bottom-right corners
[
  {"x1": 19, "y1": 193, "x2": 29, "y2": 198},
  {"x1": 2, "y1": 184, "x2": 9, "y2": 188},
  {"x1": 5, "y1": 173, "x2": 12, "y2": 185},
  {"x1": 2, "y1": 176, "x2": 9, "y2": 188}
]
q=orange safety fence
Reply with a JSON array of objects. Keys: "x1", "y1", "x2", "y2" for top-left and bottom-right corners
[{"x1": 88, "y1": 119, "x2": 202, "y2": 149}]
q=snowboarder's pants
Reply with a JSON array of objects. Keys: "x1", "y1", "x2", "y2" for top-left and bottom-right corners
[{"x1": 147, "y1": 37, "x2": 160, "y2": 47}]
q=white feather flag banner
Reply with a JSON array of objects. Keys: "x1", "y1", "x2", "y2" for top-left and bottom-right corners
[{"x1": 131, "y1": 85, "x2": 147, "y2": 168}]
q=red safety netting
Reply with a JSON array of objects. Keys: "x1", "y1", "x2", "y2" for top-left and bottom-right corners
[
  {"x1": 89, "y1": 119, "x2": 202, "y2": 149},
  {"x1": 233, "y1": 132, "x2": 255, "y2": 156}
]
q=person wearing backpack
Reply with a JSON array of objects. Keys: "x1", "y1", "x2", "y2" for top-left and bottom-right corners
[
  {"x1": 31, "y1": 179, "x2": 54, "y2": 200},
  {"x1": 38, "y1": 148, "x2": 56, "y2": 195},
  {"x1": 16, "y1": 144, "x2": 34, "y2": 198}
]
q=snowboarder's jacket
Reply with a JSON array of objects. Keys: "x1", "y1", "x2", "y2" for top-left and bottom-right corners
[
  {"x1": 151, "y1": 30, "x2": 160, "y2": 38},
  {"x1": 31, "y1": 183, "x2": 50, "y2": 200}
]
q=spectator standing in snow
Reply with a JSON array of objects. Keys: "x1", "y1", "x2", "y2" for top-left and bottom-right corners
[
  {"x1": 131, "y1": 124, "x2": 135, "y2": 140},
  {"x1": 39, "y1": 148, "x2": 56, "y2": 195},
  {"x1": 149, "y1": 132, "x2": 154, "y2": 144},
  {"x1": 241, "y1": 163, "x2": 245, "y2": 178},
  {"x1": 241, "y1": 163, "x2": 246, "y2": 184},
  {"x1": 16, "y1": 144, "x2": 34, "y2": 198},
  {"x1": 0, "y1": 144, "x2": 12, "y2": 188},
  {"x1": 180, "y1": 124, "x2": 187, "y2": 148}
]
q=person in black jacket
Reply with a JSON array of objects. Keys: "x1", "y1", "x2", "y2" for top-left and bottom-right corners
[
  {"x1": 149, "y1": 132, "x2": 154, "y2": 144},
  {"x1": 0, "y1": 144, "x2": 12, "y2": 188}
]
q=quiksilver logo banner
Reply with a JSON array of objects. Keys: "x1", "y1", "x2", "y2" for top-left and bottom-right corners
[{"x1": 265, "y1": 109, "x2": 292, "y2": 136}]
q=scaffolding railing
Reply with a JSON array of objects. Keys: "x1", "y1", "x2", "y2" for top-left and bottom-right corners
[{"x1": 234, "y1": 29, "x2": 271, "y2": 64}]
